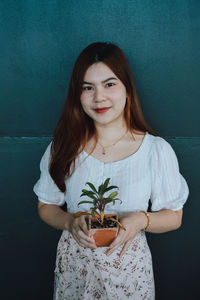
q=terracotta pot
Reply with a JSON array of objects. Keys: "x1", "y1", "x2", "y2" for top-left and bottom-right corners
[{"x1": 88, "y1": 214, "x2": 119, "y2": 247}]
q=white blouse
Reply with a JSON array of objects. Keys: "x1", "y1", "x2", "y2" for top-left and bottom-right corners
[{"x1": 33, "y1": 133, "x2": 189, "y2": 214}]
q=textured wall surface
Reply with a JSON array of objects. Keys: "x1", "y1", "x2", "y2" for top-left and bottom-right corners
[{"x1": 0, "y1": 1, "x2": 199, "y2": 299}]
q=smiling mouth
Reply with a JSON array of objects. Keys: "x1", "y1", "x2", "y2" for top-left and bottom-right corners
[{"x1": 95, "y1": 107, "x2": 110, "y2": 114}]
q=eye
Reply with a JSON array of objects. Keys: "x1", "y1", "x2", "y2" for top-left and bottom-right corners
[
  {"x1": 82, "y1": 85, "x2": 93, "y2": 91},
  {"x1": 105, "y1": 82, "x2": 115, "y2": 88}
]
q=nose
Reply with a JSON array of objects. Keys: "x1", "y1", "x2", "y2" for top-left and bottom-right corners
[{"x1": 94, "y1": 87, "x2": 105, "y2": 103}]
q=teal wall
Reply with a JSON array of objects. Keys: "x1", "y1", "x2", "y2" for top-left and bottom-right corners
[{"x1": 0, "y1": 1, "x2": 199, "y2": 299}]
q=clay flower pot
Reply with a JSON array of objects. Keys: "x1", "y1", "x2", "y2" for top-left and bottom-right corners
[
  {"x1": 77, "y1": 178, "x2": 126, "y2": 246},
  {"x1": 87, "y1": 214, "x2": 119, "y2": 247}
]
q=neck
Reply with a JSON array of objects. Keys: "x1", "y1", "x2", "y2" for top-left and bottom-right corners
[{"x1": 95, "y1": 121, "x2": 127, "y2": 143}]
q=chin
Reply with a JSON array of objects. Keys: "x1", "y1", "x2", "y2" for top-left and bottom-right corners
[{"x1": 95, "y1": 117, "x2": 121, "y2": 127}]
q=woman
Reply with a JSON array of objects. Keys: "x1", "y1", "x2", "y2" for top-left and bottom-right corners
[{"x1": 33, "y1": 42, "x2": 189, "y2": 299}]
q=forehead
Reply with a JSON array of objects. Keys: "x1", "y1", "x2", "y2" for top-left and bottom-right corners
[{"x1": 83, "y1": 62, "x2": 117, "y2": 81}]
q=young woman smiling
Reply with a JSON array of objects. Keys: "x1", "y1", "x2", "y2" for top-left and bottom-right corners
[{"x1": 34, "y1": 42, "x2": 189, "y2": 299}]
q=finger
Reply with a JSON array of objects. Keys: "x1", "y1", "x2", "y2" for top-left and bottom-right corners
[
  {"x1": 106, "y1": 238, "x2": 125, "y2": 256},
  {"x1": 75, "y1": 228, "x2": 96, "y2": 248},
  {"x1": 108, "y1": 228, "x2": 126, "y2": 249},
  {"x1": 72, "y1": 234, "x2": 85, "y2": 248},
  {"x1": 72, "y1": 217, "x2": 96, "y2": 248},
  {"x1": 73, "y1": 231, "x2": 96, "y2": 249},
  {"x1": 77, "y1": 227, "x2": 92, "y2": 242},
  {"x1": 119, "y1": 240, "x2": 132, "y2": 258},
  {"x1": 73, "y1": 217, "x2": 90, "y2": 239},
  {"x1": 73, "y1": 216, "x2": 88, "y2": 233},
  {"x1": 79, "y1": 216, "x2": 90, "y2": 236},
  {"x1": 105, "y1": 228, "x2": 127, "y2": 256}
]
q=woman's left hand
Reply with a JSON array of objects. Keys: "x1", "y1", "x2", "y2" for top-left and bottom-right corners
[{"x1": 105, "y1": 211, "x2": 146, "y2": 258}]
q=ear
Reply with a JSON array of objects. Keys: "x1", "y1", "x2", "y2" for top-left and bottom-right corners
[{"x1": 126, "y1": 93, "x2": 130, "y2": 101}]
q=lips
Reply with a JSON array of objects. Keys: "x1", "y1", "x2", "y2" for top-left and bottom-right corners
[{"x1": 95, "y1": 107, "x2": 110, "y2": 114}]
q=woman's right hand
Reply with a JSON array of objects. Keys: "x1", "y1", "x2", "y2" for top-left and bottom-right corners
[{"x1": 68, "y1": 215, "x2": 97, "y2": 249}]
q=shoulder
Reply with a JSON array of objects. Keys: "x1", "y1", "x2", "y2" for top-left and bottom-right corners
[
  {"x1": 147, "y1": 133, "x2": 179, "y2": 168},
  {"x1": 39, "y1": 141, "x2": 53, "y2": 170},
  {"x1": 147, "y1": 133, "x2": 173, "y2": 152}
]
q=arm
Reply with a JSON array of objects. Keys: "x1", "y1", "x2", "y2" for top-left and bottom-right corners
[
  {"x1": 142, "y1": 208, "x2": 183, "y2": 233},
  {"x1": 38, "y1": 200, "x2": 97, "y2": 249},
  {"x1": 34, "y1": 145, "x2": 96, "y2": 249},
  {"x1": 38, "y1": 200, "x2": 73, "y2": 231},
  {"x1": 107, "y1": 139, "x2": 188, "y2": 257},
  {"x1": 106, "y1": 208, "x2": 183, "y2": 257}
]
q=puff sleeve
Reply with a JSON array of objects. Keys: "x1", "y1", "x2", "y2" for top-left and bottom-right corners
[
  {"x1": 33, "y1": 143, "x2": 65, "y2": 206},
  {"x1": 150, "y1": 137, "x2": 189, "y2": 211}
]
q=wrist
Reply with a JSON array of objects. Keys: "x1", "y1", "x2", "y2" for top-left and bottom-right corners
[
  {"x1": 64, "y1": 213, "x2": 73, "y2": 231},
  {"x1": 129, "y1": 211, "x2": 148, "y2": 231},
  {"x1": 139, "y1": 210, "x2": 150, "y2": 231}
]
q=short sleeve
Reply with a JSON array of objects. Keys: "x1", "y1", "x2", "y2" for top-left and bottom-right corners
[
  {"x1": 33, "y1": 142, "x2": 65, "y2": 206},
  {"x1": 150, "y1": 137, "x2": 189, "y2": 211}
]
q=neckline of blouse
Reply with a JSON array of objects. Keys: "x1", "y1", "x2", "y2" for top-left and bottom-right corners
[{"x1": 81, "y1": 131, "x2": 149, "y2": 165}]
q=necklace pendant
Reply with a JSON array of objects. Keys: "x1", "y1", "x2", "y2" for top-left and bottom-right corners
[{"x1": 98, "y1": 130, "x2": 127, "y2": 156}]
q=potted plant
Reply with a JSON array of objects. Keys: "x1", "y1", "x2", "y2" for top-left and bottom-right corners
[{"x1": 74, "y1": 178, "x2": 126, "y2": 247}]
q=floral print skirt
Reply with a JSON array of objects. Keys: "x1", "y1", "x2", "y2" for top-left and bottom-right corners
[{"x1": 53, "y1": 230, "x2": 155, "y2": 300}]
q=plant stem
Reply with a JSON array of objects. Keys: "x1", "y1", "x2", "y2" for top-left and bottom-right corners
[{"x1": 109, "y1": 217, "x2": 126, "y2": 231}]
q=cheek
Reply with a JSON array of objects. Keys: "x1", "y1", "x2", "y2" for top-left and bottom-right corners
[
  {"x1": 80, "y1": 98, "x2": 92, "y2": 116},
  {"x1": 113, "y1": 85, "x2": 127, "y2": 100},
  {"x1": 80, "y1": 95, "x2": 87, "y2": 109},
  {"x1": 80, "y1": 93, "x2": 92, "y2": 107},
  {"x1": 80, "y1": 101, "x2": 87, "y2": 114},
  {"x1": 116, "y1": 91, "x2": 127, "y2": 108}
]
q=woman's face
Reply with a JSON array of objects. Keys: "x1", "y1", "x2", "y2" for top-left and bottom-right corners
[{"x1": 80, "y1": 62, "x2": 127, "y2": 128}]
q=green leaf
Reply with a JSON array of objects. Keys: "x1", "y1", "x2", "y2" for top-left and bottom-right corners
[
  {"x1": 78, "y1": 200, "x2": 94, "y2": 207},
  {"x1": 86, "y1": 182, "x2": 98, "y2": 193},
  {"x1": 98, "y1": 183, "x2": 103, "y2": 194},
  {"x1": 104, "y1": 185, "x2": 119, "y2": 193},
  {"x1": 102, "y1": 198, "x2": 114, "y2": 205},
  {"x1": 99, "y1": 178, "x2": 110, "y2": 195},
  {"x1": 103, "y1": 197, "x2": 122, "y2": 205},
  {"x1": 79, "y1": 178, "x2": 121, "y2": 213},
  {"x1": 92, "y1": 199, "x2": 98, "y2": 206},
  {"x1": 102, "y1": 177, "x2": 110, "y2": 189},
  {"x1": 108, "y1": 191, "x2": 118, "y2": 199},
  {"x1": 90, "y1": 208, "x2": 96, "y2": 217},
  {"x1": 113, "y1": 198, "x2": 122, "y2": 204},
  {"x1": 81, "y1": 189, "x2": 96, "y2": 195},
  {"x1": 80, "y1": 191, "x2": 97, "y2": 200}
]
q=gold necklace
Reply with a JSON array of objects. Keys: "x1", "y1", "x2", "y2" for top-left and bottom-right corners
[{"x1": 98, "y1": 130, "x2": 128, "y2": 155}]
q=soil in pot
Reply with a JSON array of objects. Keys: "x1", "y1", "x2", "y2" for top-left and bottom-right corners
[{"x1": 86, "y1": 214, "x2": 119, "y2": 247}]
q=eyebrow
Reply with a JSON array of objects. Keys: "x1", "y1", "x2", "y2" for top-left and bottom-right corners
[{"x1": 82, "y1": 77, "x2": 118, "y2": 85}]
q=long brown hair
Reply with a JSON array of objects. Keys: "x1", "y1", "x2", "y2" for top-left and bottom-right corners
[{"x1": 50, "y1": 42, "x2": 155, "y2": 192}]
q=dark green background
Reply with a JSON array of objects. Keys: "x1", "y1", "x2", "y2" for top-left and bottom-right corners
[{"x1": 0, "y1": 1, "x2": 199, "y2": 299}]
